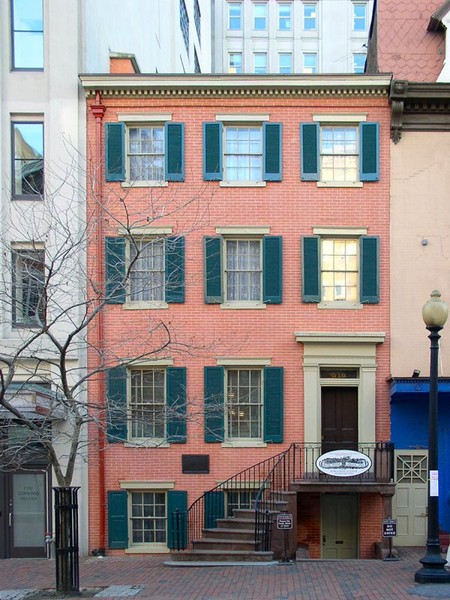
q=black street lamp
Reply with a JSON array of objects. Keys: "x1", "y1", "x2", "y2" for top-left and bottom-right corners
[{"x1": 415, "y1": 290, "x2": 450, "y2": 584}]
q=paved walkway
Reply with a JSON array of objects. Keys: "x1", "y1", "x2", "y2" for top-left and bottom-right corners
[{"x1": 1, "y1": 548, "x2": 450, "y2": 600}]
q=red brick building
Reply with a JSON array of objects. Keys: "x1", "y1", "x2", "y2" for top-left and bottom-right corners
[{"x1": 81, "y1": 72, "x2": 392, "y2": 560}]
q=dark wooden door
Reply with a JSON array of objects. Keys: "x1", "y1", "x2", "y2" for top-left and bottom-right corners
[{"x1": 321, "y1": 387, "x2": 358, "y2": 452}]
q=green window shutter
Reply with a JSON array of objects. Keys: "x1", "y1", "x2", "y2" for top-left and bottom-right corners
[
  {"x1": 165, "y1": 123, "x2": 185, "y2": 181},
  {"x1": 263, "y1": 123, "x2": 282, "y2": 181},
  {"x1": 360, "y1": 122, "x2": 379, "y2": 181},
  {"x1": 302, "y1": 236, "x2": 320, "y2": 302},
  {"x1": 263, "y1": 236, "x2": 282, "y2": 304},
  {"x1": 105, "y1": 237, "x2": 126, "y2": 304},
  {"x1": 167, "y1": 490, "x2": 188, "y2": 549},
  {"x1": 263, "y1": 367, "x2": 284, "y2": 443},
  {"x1": 106, "y1": 366, "x2": 127, "y2": 442},
  {"x1": 203, "y1": 122, "x2": 223, "y2": 180},
  {"x1": 166, "y1": 367, "x2": 187, "y2": 443},
  {"x1": 204, "y1": 491, "x2": 225, "y2": 529},
  {"x1": 204, "y1": 236, "x2": 223, "y2": 303},
  {"x1": 360, "y1": 236, "x2": 379, "y2": 303},
  {"x1": 300, "y1": 123, "x2": 319, "y2": 181},
  {"x1": 105, "y1": 122, "x2": 125, "y2": 182},
  {"x1": 165, "y1": 236, "x2": 185, "y2": 303},
  {"x1": 108, "y1": 490, "x2": 128, "y2": 549},
  {"x1": 204, "y1": 366, "x2": 224, "y2": 442}
]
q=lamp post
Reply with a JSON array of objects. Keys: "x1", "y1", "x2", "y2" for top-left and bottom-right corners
[{"x1": 415, "y1": 290, "x2": 450, "y2": 583}]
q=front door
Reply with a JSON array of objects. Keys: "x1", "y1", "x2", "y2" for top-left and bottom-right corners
[
  {"x1": 8, "y1": 470, "x2": 48, "y2": 558},
  {"x1": 392, "y1": 451, "x2": 428, "y2": 546},
  {"x1": 322, "y1": 494, "x2": 359, "y2": 558},
  {"x1": 321, "y1": 387, "x2": 358, "y2": 452}
]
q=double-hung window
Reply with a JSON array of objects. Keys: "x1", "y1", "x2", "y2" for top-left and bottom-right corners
[
  {"x1": 353, "y1": 53, "x2": 366, "y2": 73},
  {"x1": 300, "y1": 116, "x2": 379, "y2": 185},
  {"x1": 105, "y1": 233, "x2": 185, "y2": 307},
  {"x1": 228, "y1": 2, "x2": 242, "y2": 30},
  {"x1": 11, "y1": 0, "x2": 44, "y2": 69},
  {"x1": 12, "y1": 246, "x2": 45, "y2": 327},
  {"x1": 353, "y1": 2, "x2": 367, "y2": 31},
  {"x1": 204, "y1": 362, "x2": 283, "y2": 445},
  {"x1": 106, "y1": 364, "x2": 186, "y2": 444},
  {"x1": 253, "y1": 3, "x2": 267, "y2": 30},
  {"x1": 253, "y1": 52, "x2": 267, "y2": 74},
  {"x1": 302, "y1": 229, "x2": 379, "y2": 306},
  {"x1": 203, "y1": 118, "x2": 282, "y2": 184},
  {"x1": 229, "y1": 52, "x2": 243, "y2": 73},
  {"x1": 278, "y1": 3, "x2": 292, "y2": 30},
  {"x1": 105, "y1": 117, "x2": 184, "y2": 185},
  {"x1": 303, "y1": 2, "x2": 317, "y2": 30},
  {"x1": 12, "y1": 121, "x2": 44, "y2": 198},
  {"x1": 303, "y1": 53, "x2": 317, "y2": 74},
  {"x1": 204, "y1": 228, "x2": 282, "y2": 307},
  {"x1": 279, "y1": 53, "x2": 292, "y2": 74}
]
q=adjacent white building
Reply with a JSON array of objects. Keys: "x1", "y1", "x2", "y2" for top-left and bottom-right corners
[{"x1": 212, "y1": 0, "x2": 374, "y2": 74}]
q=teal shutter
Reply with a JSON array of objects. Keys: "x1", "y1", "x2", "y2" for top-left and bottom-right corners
[
  {"x1": 203, "y1": 122, "x2": 223, "y2": 180},
  {"x1": 108, "y1": 491, "x2": 128, "y2": 549},
  {"x1": 360, "y1": 236, "x2": 379, "y2": 303},
  {"x1": 105, "y1": 237, "x2": 126, "y2": 304},
  {"x1": 360, "y1": 122, "x2": 379, "y2": 181},
  {"x1": 166, "y1": 367, "x2": 187, "y2": 443},
  {"x1": 204, "y1": 237, "x2": 223, "y2": 303},
  {"x1": 204, "y1": 491, "x2": 225, "y2": 529},
  {"x1": 167, "y1": 490, "x2": 188, "y2": 549},
  {"x1": 165, "y1": 236, "x2": 185, "y2": 303},
  {"x1": 302, "y1": 236, "x2": 320, "y2": 302},
  {"x1": 204, "y1": 366, "x2": 224, "y2": 442},
  {"x1": 105, "y1": 122, "x2": 125, "y2": 182},
  {"x1": 263, "y1": 123, "x2": 282, "y2": 181},
  {"x1": 264, "y1": 367, "x2": 284, "y2": 443},
  {"x1": 165, "y1": 123, "x2": 185, "y2": 181},
  {"x1": 106, "y1": 366, "x2": 127, "y2": 442},
  {"x1": 300, "y1": 123, "x2": 319, "y2": 181},
  {"x1": 263, "y1": 236, "x2": 282, "y2": 304}
]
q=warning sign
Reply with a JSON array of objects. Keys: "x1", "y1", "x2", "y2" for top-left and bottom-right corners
[
  {"x1": 276, "y1": 513, "x2": 293, "y2": 530},
  {"x1": 382, "y1": 519, "x2": 397, "y2": 537}
]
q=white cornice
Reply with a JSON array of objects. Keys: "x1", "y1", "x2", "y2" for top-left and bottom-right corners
[{"x1": 79, "y1": 74, "x2": 392, "y2": 99}]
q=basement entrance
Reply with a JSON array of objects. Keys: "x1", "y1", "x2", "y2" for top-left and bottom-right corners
[{"x1": 321, "y1": 494, "x2": 359, "y2": 558}]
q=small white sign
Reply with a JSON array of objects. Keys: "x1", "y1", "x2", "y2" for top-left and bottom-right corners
[
  {"x1": 430, "y1": 470, "x2": 439, "y2": 497},
  {"x1": 316, "y1": 449, "x2": 372, "y2": 477}
]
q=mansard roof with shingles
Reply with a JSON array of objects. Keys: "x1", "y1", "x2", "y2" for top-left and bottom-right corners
[{"x1": 368, "y1": 0, "x2": 447, "y2": 81}]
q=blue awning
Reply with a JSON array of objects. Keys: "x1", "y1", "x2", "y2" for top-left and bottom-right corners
[{"x1": 390, "y1": 378, "x2": 450, "y2": 403}]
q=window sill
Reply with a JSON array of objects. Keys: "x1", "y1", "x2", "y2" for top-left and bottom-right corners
[
  {"x1": 222, "y1": 441, "x2": 267, "y2": 448},
  {"x1": 220, "y1": 181, "x2": 266, "y2": 188},
  {"x1": 123, "y1": 301, "x2": 168, "y2": 310},
  {"x1": 121, "y1": 181, "x2": 168, "y2": 188},
  {"x1": 318, "y1": 301, "x2": 363, "y2": 310},
  {"x1": 124, "y1": 440, "x2": 170, "y2": 448},
  {"x1": 317, "y1": 181, "x2": 363, "y2": 188},
  {"x1": 125, "y1": 545, "x2": 169, "y2": 554},
  {"x1": 220, "y1": 302, "x2": 266, "y2": 310}
]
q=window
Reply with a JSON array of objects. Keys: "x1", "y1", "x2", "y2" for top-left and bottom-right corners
[
  {"x1": 12, "y1": 247, "x2": 45, "y2": 327},
  {"x1": 353, "y1": 2, "x2": 367, "y2": 31},
  {"x1": 303, "y1": 2, "x2": 317, "y2": 30},
  {"x1": 353, "y1": 53, "x2": 366, "y2": 73},
  {"x1": 106, "y1": 366, "x2": 186, "y2": 444},
  {"x1": 279, "y1": 53, "x2": 292, "y2": 74},
  {"x1": 204, "y1": 365, "x2": 283, "y2": 444},
  {"x1": 107, "y1": 489, "x2": 187, "y2": 551},
  {"x1": 180, "y1": 0, "x2": 189, "y2": 52},
  {"x1": 204, "y1": 232, "x2": 282, "y2": 306},
  {"x1": 229, "y1": 52, "x2": 243, "y2": 73},
  {"x1": 254, "y1": 52, "x2": 267, "y2": 74},
  {"x1": 194, "y1": 0, "x2": 201, "y2": 41},
  {"x1": 228, "y1": 2, "x2": 242, "y2": 30},
  {"x1": 11, "y1": 0, "x2": 43, "y2": 69},
  {"x1": 105, "y1": 235, "x2": 185, "y2": 306},
  {"x1": 300, "y1": 120, "x2": 379, "y2": 184},
  {"x1": 278, "y1": 3, "x2": 292, "y2": 30},
  {"x1": 226, "y1": 490, "x2": 257, "y2": 517},
  {"x1": 203, "y1": 120, "x2": 282, "y2": 183},
  {"x1": 303, "y1": 53, "x2": 317, "y2": 74},
  {"x1": 130, "y1": 369, "x2": 165, "y2": 439},
  {"x1": 253, "y1": 3, "x2": 267, "y2": 30},
  {"x1": 12, "y1": 122, "x2": 44, "y2": 198},
  {"x1": 105, "y1": 121, "x2": 184, "y2": 184},
  {"x1": 302, "y1": 234, "x2": 379, "y2": 305}
]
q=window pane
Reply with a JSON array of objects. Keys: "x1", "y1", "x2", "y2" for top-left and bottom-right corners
[
  {"x1": 254, "y1": 53, "x2": 267, "y2": 74},
  {"x1": 225, "y1": 240, "x2": 261, "y2": 301},
  {"x1": 353, "y1": 3, "x2": 367, "y2": 30},
  {"x1": 13, "y1": 123, "x2": 44, "y2": 197},
  {"x1": 12, "y1": 0, "x2": 44, "y2": 69},
  {"x1": 225, "y1": 127, "x2": 262, "y2": 181},
  {"x1": 130, "y1": 369, "x2": 166, "y2": 439},
  {"x1": 304, "y1": 3, "x2": 317, "y2": 30},
  {"x1": 128, "y1": 126, "x2": 164, "y2": 182},
  {"x1": 303, "y1": 53, "x2": 317, "y2": 74},
  {"x1": 12, "y1": 249, "x2": 45, "y2": 326},
  {"x1": 227, "y1": 369, "x2": 262, "y2": 439},
  {"x1": 229, "y1": 2, "x2": 242, "y2": 30},
  {"x1": 279, "y1": 53, "x2": 292, "y2": 74},
  {"x1": 229, "y1": 52, "x2": 242, "y2": 73},
  {"x1": 353, "y1": 53, "x2": 366, "y2": 73},
  {"x1": 130, "y1": 238, "x2": 164, "y2": 302},
  {"x1": 279, "y1": 3, "x2": 292, "y2": 30},
  {"x1": 131, "y1": 492, "x2": 166, "y2": 545},
  {"x1": 321, "y1": 239, "x2": 359, "y2": 302},
  {"x1": 254, "y1": 3, "x2": 267, "y2": 30},
  {"x1": 320, "y1": 126, "x2": 358, "y2": 182}
]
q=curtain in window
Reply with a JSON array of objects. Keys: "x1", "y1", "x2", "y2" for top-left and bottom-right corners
[
  {"x1": 226, "y1": 240, "x2": 261, "y2": 301},
  {"x1": 130, "y1": 239, "x2": 164, "y2": 301}
]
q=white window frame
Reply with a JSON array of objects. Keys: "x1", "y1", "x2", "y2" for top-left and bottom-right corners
[
  {"x1": 353, "y1": 53, "x2": 366, "y2": 73},
  {"x1": 11, "y1": 244, "x2": 45, "y2": 327},
  {"x1": 225, "y1": 367, "x2": 264, "y2": 443},
  {"x1": 279, "y1": 52, "x2": 293, "y2": 74},
  {"x1": 353, "y1": 2, "x2": 367, "y2": 31},
  {"x1": 303, "y1": 2, "x2": 317, "y2": 30},
  {"x1": 303, "y1": 52, "x2": 317, "y2": 74},
  {"x1": 229, "y1": 52, "x2": 243, "y2": 73},
  {"x1": 126, "y1": 236, "x2": 166, "y2": 307},
  {"x1": 253, "y1": 52, "x2": 267, "y2": 74},
  {"x1": 278, "y1": 3, "x2": 292, "y2": 31},
  {"x1": 223, "y1": 124, "x2": 263, "y2": 184},
  {"x1": 128, "y1": 367, "x2": 166, "y2": 442},
  {"x1": 224, "y1": 237, "x2": 262, "y2": 304},
  {"x1": 253, "y1": 2, "x2": 267, "y2": 30},
  {"x1": 228, "y1": 1, "x2": 242, "y2": 30}
]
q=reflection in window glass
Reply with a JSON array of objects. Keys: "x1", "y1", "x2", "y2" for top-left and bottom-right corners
[
  {"x1": 353, "y1": 53, "x2": 366, "y2": 73},
  {"x1": 321, "y1": 239, "x2": 358, "y2": 302},
  {"x1": 253, "y1": 3, "x2": 267, "y2": 30},
  {"x1": 254, "y1": 52, "x2": 267, "y2": 74},
  {"x1": 12, "y1": 0, "x2": 44, "y2": 69},
  {"x1": 320, "y1": 126, "x2": 358, "y2": 182},
  {"x1": 229, "y1": 2, "x2": 242, "y2": 30},
  {"x1": 128, "y1": 126, "x2": 164, "y2": 182},
  {"x1": 13, "y1": 122, "x2": 44, "y2": 197},
  {"x1": 229, "y1": 52, "x2": 243, "y2": 73},
  {"x1": 353, "y1": 3, "x2": 367, "y2": 31},
  {"x1": 303, "y1": 53, "x2": 317, "y2": 74},
  {"x1": 129, "y1": 238, "x2": 165, "y2": 302},
  {"x1": 12, "y1": 248, "x2": 46, "y2": 326},
  {"x1": 303, "y1": 3, "x2": 317, "y2": 30},
  {"x1": 225, "y1": 127, "x2": 262, "y2": 182},
  {"x1": 279, "y1": 53, "x2": 292, "y2": 74},
  {"x1": 278, "y1": 3, "x2": 292, "y2": 30}
]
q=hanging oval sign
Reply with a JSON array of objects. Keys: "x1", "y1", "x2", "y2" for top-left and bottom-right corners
[{"x1": 316, "y1": 449, "x2": 372, "y2": 477}]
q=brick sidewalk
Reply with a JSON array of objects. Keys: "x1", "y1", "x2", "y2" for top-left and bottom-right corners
[{"x1": 1, "y1": 548, "x2": 450, "y2": 600}]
